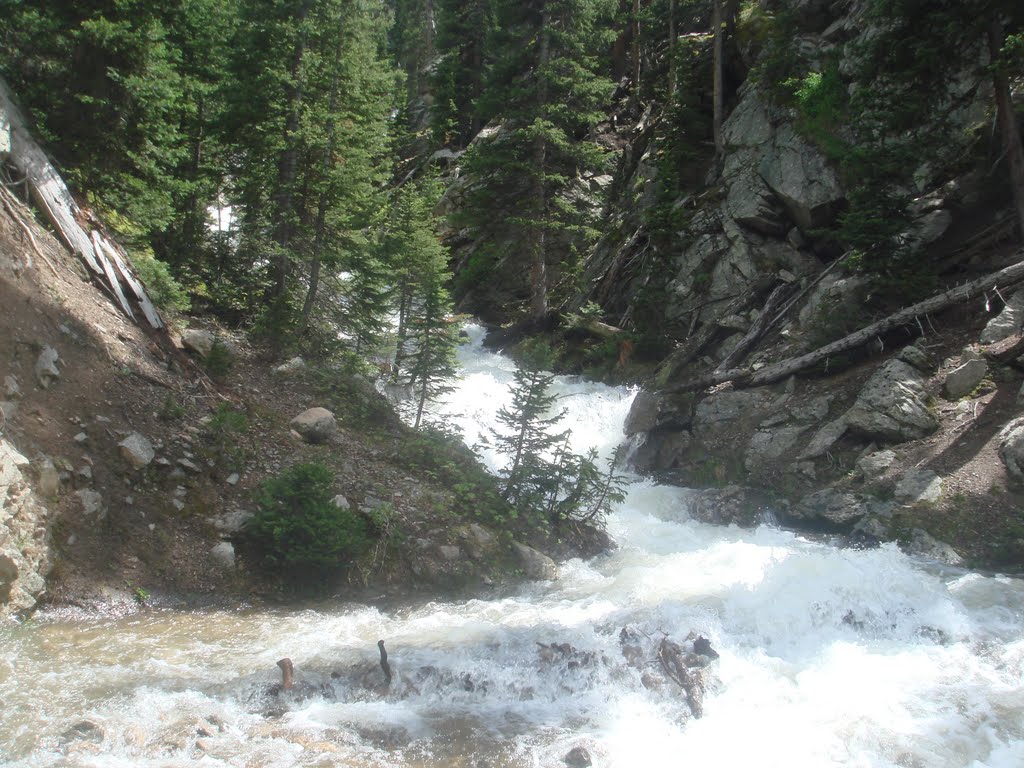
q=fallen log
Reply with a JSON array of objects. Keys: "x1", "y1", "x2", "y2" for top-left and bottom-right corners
[
  {"x1": 666, "y1": 253, "x2": 1024, "y2": 393},
  {"x1": 714, "y1": 282, "x2": 792, "y2": 373},
  {"x1": 0, "y1": 75, "x2": 162, "y2": 329}
]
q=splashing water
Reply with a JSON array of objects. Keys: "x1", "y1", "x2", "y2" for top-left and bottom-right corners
[{"x1": 2, "y1": 325, "x2": 1022, "y2": 767}]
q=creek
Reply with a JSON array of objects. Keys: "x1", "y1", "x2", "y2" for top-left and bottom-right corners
[{"x1": 2, "y1": 324, "x2": 1022, "y2": 767}]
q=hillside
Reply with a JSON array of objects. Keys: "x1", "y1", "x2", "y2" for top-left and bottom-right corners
[{"x1": 0, "y1": 191, "x2": 577, "y2": 618}]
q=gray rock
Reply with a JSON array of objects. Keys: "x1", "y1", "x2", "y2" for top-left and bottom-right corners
[
  {"x1": 226, "y1": 472, "x2": 240, "y2": 486},
  {"x1": 687, "y1": 485, "x2": 769, "y2": 527},
  {"x1": 76, "y1": 488, "x2": 104, "y2": 517},
  {"x1": 905, "y1": 529, "x2": 963, "y2": 566},
  {"x1": 438, "y1": 544, "x2": 462, "y2": 562},
  {"x1": 34, "y1": 345, "x2": 60, "y2": 389},
  {"x1": 273, "y1": 356, "x2": 306, "y2": 375},
  {"x1": 210, "y1": 541, "x2": 235, "y2": 569},
  {"x1": 908, "y1": 209, "x2": 952, "y2": 249},
  {"x1": 512, "y1": 542, "x2": 558, "y2": 580},
  {"x1": 181, "y1": 329, "x2": 216, "y2": 356},
  {"x1": 894, "y1": 469, "x2": 943, "y2": 503},
  {"x1": 460, "y1": 523, "x2": 495, "y2": 560},
  {"x1": 980, "y1": 289, "x2": 1024, "y2": 344},
  {"x1": 35, "y1": 457, "x2": 60, "y2": 496},
  {"x1": 797, "y1": 418, "x2": 848, "y2": 460},
  {"x1": 630, "y1": 430, "x2": 691, "y2": 473},
  {"x1": 745, "y1": 426, "x2": 809, "y2": 471},
  {"x1": 998, "y1": 418, "x2": 1024, "y2": 481},
  {"x1": 624, "y1": 391, "x2": 694, "y2": 436},
  {"x1": 692, "y1": 390, "x2": 771, "y2": 437},
  {"x1": 789, "y1": 489, "x2": 895, "y2": 530},
  {"x1": 177, "y1": 458, "x2": 201, "y2": 473},
  {"x1": 725, "y1": 168, "x2": 789, "y2": 235},
  {"x1": 858, "y1": 449, "x2": 896, "y2": 476},
  {"x1": 759, "y1": 122, "x2": 844, "y2": 232},
  {"x1": 3, "y1": 374, "x2": 20, "y2": 399},
  {"x1": 564, "y1": 746, "x2": 593, "y2": 768},
  {"x1": 0, "y1": 400, "x2": 16, "y2": 423},
  {"x1": 119, "y1": 432, "x2": 155, "y2": 469},
  {"x1": 331, "y1": 494, "x2": 351, "y2": 510},
  {"x1": 897, "y1": 344, "x2": 935, "y2": 373},
  {"x1": 942, "y1": 358, "x2": 988, "y2": 400},
  {"x1": 290, "y1": 407, "x2": 337, "y2": 444},
  {"x1": 844, "y1": 359, "x2": 939, "y2": 442}
]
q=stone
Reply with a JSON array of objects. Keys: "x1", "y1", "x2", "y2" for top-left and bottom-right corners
[
  {"x1": 998, "y1": 418, "x2": 1024, "y2": 481},
  {"x1": 34, "y1": 345, "x2": 60, "y2": 388},
  {"x1": 564, "y1": 746, "x2": 592, "y2": 768},
  {"x1": 76, "y1": 489, "x2": 104, "y2": 517},
  {"x1": 210, "y1": 541, "x2": 235, "y2": 569},
  {"x1": 3, "y1": 374, "x2": 20, "y2": 399},
  {"x1": 897, "y1": 344, "x2": 935, "y2": 373},
  {"x1": 438, "y1": 545, "x2": 461, "y2": 562},
  {"x1": 759, "y1": 122, "x2": 844, "y2": 232},
  {"x1": 273, "y1": 356, "x2": 306, "y2": 375},
  {"x1": 73, "y1": 432, "x2": 88, "y2": 443},
  {"x1": 460, "y1": 523, "x2": 494, "y2": 560},
  {"x1": 894, "y1": 469, "x2": 943, "y2": 503},
  {"x1": 692, "y1": 390, "x2": 771, "y2": 438},
  {"x1": 0, "y1": 400, "x2": 16, "y2": 423},
  {"x1": 512, "y1": 542, "x2": 558, "y2": 580},
  {"x1": 119, "y1": 432, "x2": 155, "y2": 469},
  {"x1": 942, "y1": 358, "x2": 988, "y2": 400},
  {"x1": 624, "y1": 390, "x2": 661, "y2": 436},
  {"x1": 226, "y1": 472, "x2": 240, "y2": 486},
  {"x1": 797, "y1": 418, "x2": 848, "y2": 460},
  {"x1": 290, "y1": 407, "x2": 337, "y2": 444},
  {"x1": 905, "y1": 529, "x2": 963, "y2": 566},
  {"x1": 181, "y1": 329, "x2": 216, "y2": 356},
  {"x1": 629, "y1": 430, "x2": 691, "y2": 473},
  {"x1": 36, "y1": 458, "x2": 60, "y2": 496},
  {"x1": 745, "y1": 426, "x2": 809, "y2": 471},
  {"x1": 787, "y1": 489, "x2": 895, "y2": 531},
  {"x1": 331, "y1": 494, "x2": 351, "y2": 510},
  {"x1": 844, "y1": 359, "x2": 939, "y2": 442},
  {"x1": 858, "y1": 449, "x2": 896, "y2": 477},
  {"x1": 177, "y1": 458, "x2": 201, "y2": 473},
  {"x1": 980, "y1": 289, "x2": 1024, "y2": 344},
  {"x1": 687, "y1": 485, "x2": 770, "y2": 527}
]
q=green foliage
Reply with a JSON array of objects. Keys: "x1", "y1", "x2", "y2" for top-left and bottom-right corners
[
  {"x1": 238, "y1": 462, "x2": 369, "y2": 589},
  {"x1": 201, "y1": 403, "x2": 249, "y2": 468},
  {"x1": 790, "y1": 63, "x2": 849, "y2": 162},
  {"x1": 203, "y1": 339, "x2": 235, "y2": 379},
  {"x1": 158, "y1": 394, "x2": 186, "y2": 422},
  {"x1": 129, "y1": 248, "x2": 192, "y2": 314}
]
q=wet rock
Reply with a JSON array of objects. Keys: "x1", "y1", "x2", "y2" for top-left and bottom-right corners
[
  {"x1": 512, "y1": 542, "x2": 558, "y2": 580},
  {"x1": 60, "y1": 719, "x2": 105, "y2": 747},
  {"x1": 942, "y1": 358, "x2": 988, "y2": 400},
  {"x1": 894, "y1": 469, "x2": 943, "y2": 503},
  {"x1": 849, "y1": 514, "x2": 890, "y2": 547},
  {"x1": 687, "y1": 485, "x2": 769, "y2": 527},
  {"x1": 788, "y1": 489, "x2": 894, "y2": 531},
  {"x1": 844, "y1": 359, "x2": 939, "y2": 442},
  {"x1": 630, "y1": 430, "x2": 691, "y2": 473},
  {"x1": 290, "y1": 407, "x2": 337, "y2": 444},
  {"x1": 564, "y1": 746, "x2": 593, "y2": 767},
  {"x1": 980, "y1": 289, "x2": 1024, "y2": 344},
  {"x1": 904, "y1": 528, "x2": 963, "y2": 566},
  {"x1": 34, "y1": 345, "x2": 60, "y2": 388},
  {"x1": 119, "y1": 432, "x2": 155, "y2": 469}
]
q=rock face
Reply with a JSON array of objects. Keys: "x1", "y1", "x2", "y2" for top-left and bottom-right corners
[
  {"x1": 844, "y1": 359, "x2": 939, "y2": 442},
  {"x1": 786, "y1": 489, "x2": 894, "y2": 531},
  {"x1": 290, "y1": 408, "x2": 337, "y2": 444},
  {"x1": 1, "y1": 438, "x2": 52, "y2": 616}
]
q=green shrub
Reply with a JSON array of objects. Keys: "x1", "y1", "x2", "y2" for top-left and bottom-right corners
[
  {"x1": 203, "y1": 339, "x2": 234, "y2": 379},
  {"x1": 130, "y1": 248, "x2": 191, "y2": 314},
  {"x1": 238, "y1": 462, "x2": 369, "y2": 589}
]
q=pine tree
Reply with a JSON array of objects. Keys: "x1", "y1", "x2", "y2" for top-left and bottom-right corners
[{"x1": 458, "y1": 0, "x2": 617, "y2": 322}]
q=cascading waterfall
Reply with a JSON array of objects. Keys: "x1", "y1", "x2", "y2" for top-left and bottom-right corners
[{"x1": 2, "y1": 324, "x2": 1023, "y2": 767}]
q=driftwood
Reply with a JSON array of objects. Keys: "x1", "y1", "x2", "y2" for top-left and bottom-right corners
[
  {"x1": 0, "y1": 76, "x2": 162, "y2": 329},
  {"x1": 666, "y1": 253, "x2": 1024, "y2": 393}
]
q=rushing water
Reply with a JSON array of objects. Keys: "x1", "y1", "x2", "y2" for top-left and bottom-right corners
[{"x1": 3, "y1": 325, "x2": 1023, "y2": 767}]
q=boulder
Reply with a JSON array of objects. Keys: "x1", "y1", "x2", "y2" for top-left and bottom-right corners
[
  {"x1": 897, "y1": 344, "x2": 935, "y2": 374},
  {"x1": 894, "y1": 469, "x2": 943, "y2": 503},
  {"x1": 692, "y1": 390, "x2": 771, "y2": 440},
  {"x1": 34, "y1": 345, "x2": 60, "y2": 389},
  {"x1": 119, "y1": 432, "x2": 155, "y2": 469},
  {"x1": 980, "y1": 289, "x2": 1024, "y2": 344},
  {"x1": 788, "y1": 489, "x2": 895, "y2": 531},
  {"x1": 745, "y1": 425, "x2": 809, "y2": 471},
  {"x1": 687, "y1": 485, "x2": 770, "y2": 527},
  {"x1": 905, "y1": 529, "x2": 963, "y2": 566},
  {"x1": 630, "y1": 430, "x2": 691, "y2": 473},
  {"x1": 210, "y1": 541, "x2": 235, "y2": 569},
  {"x1": 290, "y1": 407, "x2": 337, "y2": 444},
  {"x1": 76, "y1": 489, "x2": 105, "y2": 517},
  {"x1": 564, "y1": 746, "x2": 592, "y2": 768},
  {"x1": 857, "y1": 449, "x2": 896, "y2": 477},
  {"x1": 998, "y1": 418, "x2": 1024, "y2": 481},
  {"x1": 941, "y1": 358, "x2": 988, "y2": 400},
  {"x1": 844, "y1": 359, "x2": 939, "y2": 442},
  {"x1": 3, "y1": 374, "x2": 20, "y2": 399},
  {"x1": 512, "y1": 542, "x2": 558, "y2": 580},
  {"x1": 759, "y1": 122, "x2": 844, "y2": 232},
  {"x1": 273, "y1": 356, "x2": 306, "y2": 375},
  {"x1": 181, "y1": 328, "x2": 216, "y2": 356}
]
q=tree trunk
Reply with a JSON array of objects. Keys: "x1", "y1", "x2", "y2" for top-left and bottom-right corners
[
  {"x1": 667, "y1": 0, "x2": 677, "y2": 100},
  {"x1": 989, "y1": 18, "x2": 1024, "y2": 239},
  {"x1": 631, "y1": 0, "x2": 641, "y2": 108},
  {"x1": 666, "y1": 253, "x2": 1024, "y2": 393}
]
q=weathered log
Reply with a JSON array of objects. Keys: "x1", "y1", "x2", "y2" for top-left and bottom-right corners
[
  {"x1": 714, "y1": 283, "x2": 792, "y2": 373},
  {"x1": 0, "y1": 76, "x2": 162, "y2": 329},
  {"x1": 666, "y1": 254, "x2": 1024, "y2": 393}
]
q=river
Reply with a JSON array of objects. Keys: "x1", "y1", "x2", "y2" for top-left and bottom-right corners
[{"x1": 2, "y1": 325, "x2": 1023, "y2": 767}]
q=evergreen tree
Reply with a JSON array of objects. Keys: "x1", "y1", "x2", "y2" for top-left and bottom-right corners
[{"x1": 458, "y1": 0, "x2": 617, "y2": 321}]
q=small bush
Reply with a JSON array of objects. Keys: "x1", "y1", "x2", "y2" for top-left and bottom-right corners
[
  {"x1": 130, "y1": 248, "x2": 192, "y2": 314},
  {"x1": 238, "y1": 462, "x2": 369, "y2": 590},
  {"x1": 204, "y1": 340, "x2": 234, "y2": 379}
]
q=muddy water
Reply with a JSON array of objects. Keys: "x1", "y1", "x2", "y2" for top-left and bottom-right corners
[{"x1": 2, "y1": 326, "x2": 1022, "y2": 767}]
